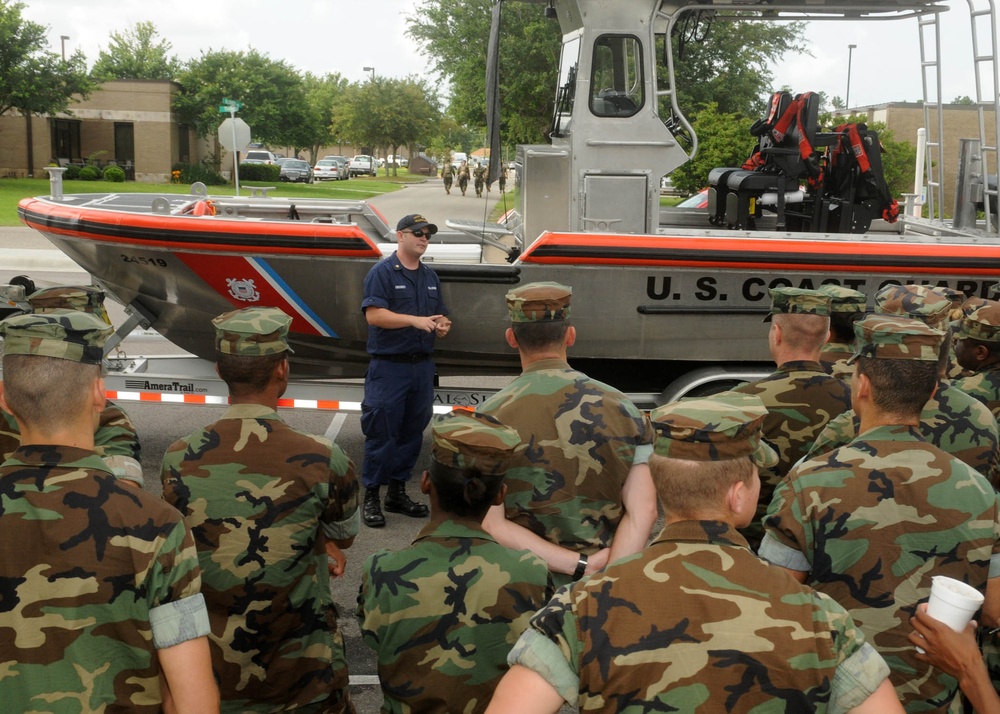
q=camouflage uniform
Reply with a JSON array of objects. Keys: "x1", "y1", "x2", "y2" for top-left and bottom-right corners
[
  {"x1": 507, "y1": 392, "x2": 891, "y2": 712},
  {"x1": 733, "y1": 288, "x2": 851, "y2": 547},
  {"x1": 952, "y1": 302, "x2": 1000, "y2": 418},
  {"x1": 817, "y1": 284, "x2": 867, "y2": 375},
  {"x1": 161, "y1": 307, "x2": 360, "y2": 713},
  {"x1": 803, "y1": 381, "x2": 1000, "y2": 486},
  {"x1": 761, "y1": 315, "x2": 1000, "y2": 711},
  {"x1": 359, "y1": 411, "x2": 553, "y2": 714},
  {"x1": 457, "y1": 161, "x2": 470, "y2": 195},
  {"x1": 474, "y1": 163, "x2": 485, "y2": 197},
  {"x1": 441, "y1": 161, "x2": 455, "y2": 194},
  {"x1": 805, "y1": 284, "x2": 1000, "y2": 485},
  {"x1": 0, "y1": 310, "x2": 209, "y2": 712},
  {"x1": 478, "y1": 282, "x2": 655, "y2": 587},
  {"x1": 22, "y1": 284, "x2": 144, "y2": 484}
]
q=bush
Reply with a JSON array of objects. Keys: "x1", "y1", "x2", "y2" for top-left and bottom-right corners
[
  {"x1": 63, "y1": 164, "x2": 81, "y2": 180},
  {"x1": 102, "y1": 165, "x2": 126, "y2": 182},
  {"x1": 172, "y1": 162, "x2": 227, "y2": 186},
  {"x1": 238, "y1": 162, "x2": 280, "y2": 182},
  {"x1": 78, "y1": 166, "x2": 100, "y2": 181}
]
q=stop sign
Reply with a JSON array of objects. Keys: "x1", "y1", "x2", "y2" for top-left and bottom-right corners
[{"x1": 218, "y1": 118, "x2": 251, "y2": 151}]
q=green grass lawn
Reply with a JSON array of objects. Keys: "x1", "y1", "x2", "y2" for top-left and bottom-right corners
[{"x1": 0, "y1": 175, "x2": 418, "y2": 227}]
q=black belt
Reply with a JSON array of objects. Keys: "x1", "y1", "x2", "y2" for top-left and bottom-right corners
[{"x1": 372, "y1": 353, "x2": 432, "y2": 363}]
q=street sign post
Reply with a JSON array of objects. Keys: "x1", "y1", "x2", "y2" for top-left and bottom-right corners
[{"x1": 217, "y1": 100, "x2": 247, "y2": 196}]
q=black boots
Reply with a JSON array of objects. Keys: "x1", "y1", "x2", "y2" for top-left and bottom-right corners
[
  {"x1": 364, "y1": 483, "x2": 428, "y2": 527},
  {"x1": 384, "y1": 481, "x2": 429, "y2": 518},
  {"x1": 363, "y1": 487, "x2": 385, "y2": 528}
]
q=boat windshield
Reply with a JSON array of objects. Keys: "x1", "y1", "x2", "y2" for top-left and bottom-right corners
[
  {"x1": 589, "y1": 34, "x2": 644, "y2": 118},
  {"x1": 550, "y1": 32, "x2": 581, "y2": 138}
]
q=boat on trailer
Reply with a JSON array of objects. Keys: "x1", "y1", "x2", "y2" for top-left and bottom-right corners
[{"x1": 16, "y1": 0, "x2": 1000, "y2": 395}]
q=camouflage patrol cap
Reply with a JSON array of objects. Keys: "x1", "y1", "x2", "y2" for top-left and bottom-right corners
[
  {"x1": 649, "y1": 391, "x2": 778, "y2": 468},
  {"x1": 848, "y1": 313, "x2": 945, "y2": 363},
  {"x1": 28, "y1": 285, "x2": 111, "y2": 325},
  {"x1": 874, "y1": 284, "x2": 951, "y2": 328},
  {"x1": 212, "y1": 306, "x2": 294, "y2": 356},
  {"x1": 963, "y1": 296, "x2": 991, "y2": 317},
  {"x1": 763, "y1": 287, "x2": 831, "y2": 322},
  {"x1": 937, "y1": 287, "x2": 965, "y2": 307},
  {"x1": 956, "y1": 302, "x2": 1000, "y2": 342},
  {"x1": 431, "y1": 411, "x2": 523, "y2": 475},
  {"x1": 0, "y1": 309, "x2": 111, "y2": 365},
  {"x1": 506, "y1": 282, "x2": 572, "y2": 323},
  {"x1": 817, "y1": 284, "x2": 867, "y2": 314}
]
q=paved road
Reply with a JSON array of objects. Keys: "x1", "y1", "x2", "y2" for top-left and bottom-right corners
[{"x1": 1, "y1": 180, "x2": 527, "y2": 713}]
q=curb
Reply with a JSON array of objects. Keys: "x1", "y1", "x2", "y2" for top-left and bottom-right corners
[{"x1": 2, "y1": 249, "x2": 80, "y2": 273}]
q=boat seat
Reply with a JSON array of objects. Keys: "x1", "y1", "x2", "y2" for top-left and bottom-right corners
[
  {"x1": 708, "y1": 91, "x2": 793, "y2": 226},
  {"x1": 814, "y1": 125, "x2": 897, "y2": 233}
]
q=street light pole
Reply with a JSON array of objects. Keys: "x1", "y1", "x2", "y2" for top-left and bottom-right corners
[
  {"x1": 60, "y1": 35, "x2": 69, "y2": 62},
  {"x1": 846, "y1": 44, "x2": 857, "y2": 110},
  {"x1": 363, "y1": 66, "x2": 375, "y2": 82}
]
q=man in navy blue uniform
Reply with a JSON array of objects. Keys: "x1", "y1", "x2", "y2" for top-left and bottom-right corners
[{"x1": 360, "y1": 213, "x2": 452, "y2": 527}]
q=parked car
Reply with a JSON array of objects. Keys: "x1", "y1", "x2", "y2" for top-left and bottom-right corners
[
  {"x1": 314, "y1": 158, "x2": 348, "y2": 181},
  {"x1": 278, "y1": 159, "x2": 314, "y2": 183},
  {"x1": 349, "y1": 155, "x2": 377, "y2": 177},
  {"x1": 386, "y1": 154, "x2": 408, "y2": 168},
  {"x1": 244, "y1": 149, "x2": 278, "y2": 165},
  {"x1": 676, "y1": 188, "x2": 708, "y2": 209}
]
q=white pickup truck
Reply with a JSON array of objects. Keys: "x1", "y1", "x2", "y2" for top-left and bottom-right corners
[{"x1": 348, "y1": 155, "x2": 377, "y2": 177}]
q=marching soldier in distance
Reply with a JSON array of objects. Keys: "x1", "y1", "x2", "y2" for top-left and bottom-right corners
[
  {"x1": 457, "y1": 160, "x2": 470, "y2": 196},
  {"x1": 441, "y1": 158, "x2": 455, "y2": 194}
]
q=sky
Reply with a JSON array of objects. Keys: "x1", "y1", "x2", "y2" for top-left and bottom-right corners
[{"x1": 21, "y1": 0, "x2": 986, "y2": 114}]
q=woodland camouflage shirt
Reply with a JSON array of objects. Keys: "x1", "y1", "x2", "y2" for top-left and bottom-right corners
[
  {"x1": 762, "y1": 425, "x2": 1000, "y2": 711},
  {"x1": 478, "y1": 359, "x2": 654, "y2": 573},
  {"x1": 0, "y1": 445, "x2": 207, "y2": 712},
  {"x1": 161, "y1": 403, "x2": 360, "y2": 713},
  {"x1": 510, "y1": 520, "x2": 889, "y2": 713},
  {"x1": 358, "y1": 516, "x2": 553, "y2": 713}
]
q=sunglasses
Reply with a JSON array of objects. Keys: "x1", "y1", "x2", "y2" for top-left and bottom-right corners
[{"x1": 408, "y1": 229, "x2": 429, "y2": 238}]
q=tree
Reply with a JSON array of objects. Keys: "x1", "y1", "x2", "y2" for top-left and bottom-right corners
[
  {"x1": 0, "y1": 0, "x2": 95, "y2": 173},
  {"x1": 408, "y1": 0, "x2": 561, "y2": 145},
  {"x1": 952, "y1": 95, "x2": 975, "y2": 105},
  {"x1": 92, "y1": 21, "x2": 180, "y2": 81},
  {"x1": 670, "y1": 103, "x2": 756, "y2": 193},
  {"x1": 667, "y1": 16, "x2": 806, "y2": 118},
  {"x1": 288, "y1": 72, "x2": 349, "y2": 163},
  {"x1": 335, "y1": 76, "x2": 441, "y2": 176},
  {"x1": 173, "y1": 49, "x2": 310, "y2": 160},
  {"x1": 410, "y1": 2, "x2": 803, "y2": 146},
  {"x1": 831, "y1": 95, "x2": 846, "y2": 110}
]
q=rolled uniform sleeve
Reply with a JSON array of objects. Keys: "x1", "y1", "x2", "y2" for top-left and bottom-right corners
[
  {"x1": 322, "y1": 443, "x2": 360, "y2": 541},
  {"x1": 146, "y1": 517, "x2": 209, "y2": 648},
  {"x1": 507, "y1": 586, "x2": 582, "y2": 705},
  {"x1": 759, "y1": 468, "x2": 813, "y2": 572},
  {"x1": 831, "y1": 643, "x2": 891, "y2": 714},
  {"x1": 150, "y1": 593, "x2": 210, "y2": 649}
]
